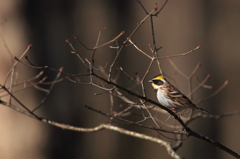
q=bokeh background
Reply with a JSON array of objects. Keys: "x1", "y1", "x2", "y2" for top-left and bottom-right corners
[{"x1": 0, "y1": 0, "x2": 240, "y2": 159}]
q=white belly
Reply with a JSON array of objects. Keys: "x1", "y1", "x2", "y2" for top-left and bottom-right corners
[{"x1": 156, "y1": 90, "x2": 177, "y2": 108}]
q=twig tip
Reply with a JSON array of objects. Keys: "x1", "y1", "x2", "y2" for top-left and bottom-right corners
[
  {"x1": 65, "y1": 39, "x2": 70, "y2": 43},
  {"x1": 14, "y1": 56, "x2": 18, "y2": 60},
  {"x1": 224, "y1": 80, "x2": 229, "y2": 85}
]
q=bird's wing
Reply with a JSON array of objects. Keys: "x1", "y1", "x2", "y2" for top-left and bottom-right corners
[
  {"x1": 166, "y1": 79, "x2": 210, "y2": 114},
  {"x1": 165, "y1": 79, "x2": 194, "y2": 108},
  {"x1": 168, "y1": 87, "x2": 193, "y2": 107}
]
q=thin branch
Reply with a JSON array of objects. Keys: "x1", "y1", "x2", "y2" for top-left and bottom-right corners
[
  {"x1": 85, "y1": 105, "x2": 184, "y2": 135},
  {"x1": 128, "y1": 38, "x2": 152, "y2": 59},
  {"x1": 153, "y1": 0, "x2": 169, "y2": 15},
  {"x1": 197, "y1": 80, "x2": 228, "y2": 105},
  {"x1": 47, "y1": 120, "x2": 181, "y2": 159},
  {"x1": 94, "y1": 31, "x2": 125, "y2": 49},
  {"x1": 108, "y1": 8, "x2": 157, "y2": 81},
  {"x1": 159, "y1": 45, "x2": 201, "y2": 59},
  {"x1": 0, "y1": 85, "x2": 40, "y2": 120},
  {"x1": 189, "y1": 131, "x2": 240, "y2": 158},
  {"x1": 66, "y1": 39, "x2": 89, "y2": 67},
  {"x1": 167, "y1": 57, "x2": 188, "y2": 79},
  {"x1": 119, "y1": 67, "x2": 136, "y2": 81},
  {"x1": 188, "y1": 74, "x2": 211, "y2": 96},
  {"x1": 32, "y1": 67, "x2": 64, "y2": 112},
  {"x1": 189, "y1": 62, "x2": 201, "y2": 78},
  {"x1": 74, "y1": 35, "x2": 93, "y2": 51},
  {"x1": 4, "y1": 44, "x2": 32, "y2": 86}
]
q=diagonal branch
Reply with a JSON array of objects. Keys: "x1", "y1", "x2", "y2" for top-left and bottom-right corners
[{"x1": 92, "y1": 72, "x2": 240, "y2": 159}]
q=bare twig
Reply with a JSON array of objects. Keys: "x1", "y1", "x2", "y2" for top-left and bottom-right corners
[
  {"x1": 32, "y1": 67, "x2": 64, "y2": 112},
  {"x1": 197, "y1": 80, "x2": 228, "y2": 105},
  {"x1": 4, "y1": 44, "x2": 32, "y2": 86},
  {"x1": 94, "y1": 31, "x2": 124, "y2": 49},
  {"x1": 188, "y1": 74, "x2": 211, "y2": 96},
  {"x1": 108, "y1": 7, "x2": 158, "y2": 81},
  {"x1": 128, "y1": 38, "x2": 152, "y2": 59},
  {"x1": 158, "y1": 46, "x2": 201, "y2": 59},
  {"x1": 47, "y1": 121, "x2": 181, "y2": 159}
]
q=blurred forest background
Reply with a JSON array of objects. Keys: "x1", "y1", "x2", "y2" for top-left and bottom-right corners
[{"x1": 0, "y1": 0, "x2": 240, "y2": 159}]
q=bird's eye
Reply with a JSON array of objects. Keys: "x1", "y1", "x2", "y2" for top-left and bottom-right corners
[{"x1": 153, "y1": 80, "x2": 164, "y2": 85}]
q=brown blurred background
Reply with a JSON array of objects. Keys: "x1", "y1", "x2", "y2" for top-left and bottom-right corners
[{"x1": 0, "y1": 0, "x2": 240, "y2": 159}]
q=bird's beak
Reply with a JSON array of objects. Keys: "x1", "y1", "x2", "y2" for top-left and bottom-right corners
[{"x1": 148, "y1": 80, "x2": 153, "y2": 83}]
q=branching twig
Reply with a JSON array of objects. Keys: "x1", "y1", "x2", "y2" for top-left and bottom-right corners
[
  {"x1": 108, "y1": 7, "x2": 158, "y2": 81},
  {"x1": 32, "y1": 67, "x2": 64, "y2": 112},
  {"x1": 4, "y1": 45, "x2": 32, "y2": 86},
  {"x1": 91, "y1": 72, "x2": 240, "y2": 158}
]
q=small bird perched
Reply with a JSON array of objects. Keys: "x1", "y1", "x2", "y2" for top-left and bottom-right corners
[{"x1": 148, "y1": 74, "x2": 210, "y2": 114}]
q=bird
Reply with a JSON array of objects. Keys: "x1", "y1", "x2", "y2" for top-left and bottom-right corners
[{"x1": 148, "y1": 74, "x2": 210, "y2": 114}]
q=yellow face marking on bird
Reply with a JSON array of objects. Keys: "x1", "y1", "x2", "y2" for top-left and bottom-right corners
[
  {"x1": 150, "y1": 75, "x2": 165, "y2": 89},
  {"x1": 151, "y1": 83, "x2": 157, "y2": 88},
  {"x1": 154, "y1": 75, "x2": 164, "y2": 80}
]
